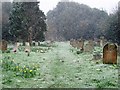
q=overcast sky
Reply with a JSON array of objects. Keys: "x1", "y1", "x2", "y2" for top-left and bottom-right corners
[
  {"x1": 7, "y1": 0, "x2": 120, "y2": 15},
  {"x1": 38, "y1": 0, "x2": 120, "y2": 15}
]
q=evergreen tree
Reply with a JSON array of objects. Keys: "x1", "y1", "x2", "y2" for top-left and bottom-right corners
[{"x1": 9, "y1": 2, "x2": 47, "y2": 44}]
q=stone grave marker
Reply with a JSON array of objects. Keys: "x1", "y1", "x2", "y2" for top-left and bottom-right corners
[
  {"x1": 32, "y1": 41, "x2": 35, "y2": 46},
  {"x1": 35, "y1": 42, "x2": 38, "y2": 46},
  {"x1": 70, "y1": 39, "x2": 77, "y2": 48},
  {"x1": 76, "y1": 39, "x2": 84, "y2": 51},
  {"x1": 25, "y1": 42, "x2": 30, "y2": 56},
  {"x1": 84, "y1": 40, "x2": 94, "y2": 52},
  {"x1": 13, "y1": 42, "x2": 19, "y2": 52},
  {"x1": 0, "y1": 40, "x2": 7, "y2": 52},
  {"x1": 103, "y1": 43, "x2": 117, "y2": 64},
  {"x1": 100, "y1": 36, "x2": 107, "y2": 47}
]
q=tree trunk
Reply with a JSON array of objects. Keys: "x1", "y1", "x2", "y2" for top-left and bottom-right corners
[{"x1": 28, "y1": 27, "x2": 32, "y2": 46}]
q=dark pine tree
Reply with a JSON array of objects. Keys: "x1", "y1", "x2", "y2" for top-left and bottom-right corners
[{"x1": 9, "y1": 2, "x2": 47, "y2": 44}]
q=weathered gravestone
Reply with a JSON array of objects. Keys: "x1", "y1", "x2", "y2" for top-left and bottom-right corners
[
  {"x1": 84, "y1": 40, "x2": 94, "y2": 52},
  {"x1": 70, "y1": 39, "x2": 77, "y2": 48},
  {"x1": 13, "y1": 42, "x2": 19, "y2": 52},
  {"x1": 94, "y1": 38, "x2": 100, "y2": 47},
  {"x1": 70, "y1": 39, "x2": 74, "y2": 46},
  {"x1": 103, "y1": 43, "x2": 117, "y2": 64},
  {"x1": 35, "y1": 42, "x2": 38, "y2": 46},
  {"x1": 32, "y1": 41, "x2": 35, "y2": 46},
  {"x1": 25, "y1": 42, "x2": 30, "y2": 56},
  {"x1": 0, "y1": 40, "x2": 7, "y2": 52},
  {"x1": 38, "y1": 41, "x2": 41, "y2": 46},
  {"x1": 100, "y1": 36, "x2": 107, "y2": 47},
  {"x1": 76, "y1": 39, "x2": 84, "y2": 51}
]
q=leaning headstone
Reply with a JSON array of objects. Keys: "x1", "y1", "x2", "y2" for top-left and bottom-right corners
[
  {"x1": 0, "y1": 40, "x2": 7, "y2": 52},
  {"x1": 103, "y1": 43, "x2": 117, "y2": 64}
]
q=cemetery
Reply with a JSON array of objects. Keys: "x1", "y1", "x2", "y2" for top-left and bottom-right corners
[
  {"x1": 0, "y1": 39, "x2": 119, "y2": 88},
  {"x1": 1, "y1": 1, "x2": 120, "y2": 89}
]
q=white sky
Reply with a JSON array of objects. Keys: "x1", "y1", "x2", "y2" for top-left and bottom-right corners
[
  {"x1": 7, "y1": 0, "x2": 120, "y2": 15},
  {"x1": 39, "y1": 0, "x2": 120, "y2": 15}
]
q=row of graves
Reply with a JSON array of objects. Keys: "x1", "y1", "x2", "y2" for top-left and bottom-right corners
[
  {"x1": 70, "y1": 37, "x2": 119, "y2": 64},
  {"x1": 0, "y1": 40, "x2": 54, "y2": 56}
]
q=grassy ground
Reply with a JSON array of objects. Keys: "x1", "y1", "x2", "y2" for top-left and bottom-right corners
[{"x1": 1, "y1": 41, "x2": 119, "y2": 88}]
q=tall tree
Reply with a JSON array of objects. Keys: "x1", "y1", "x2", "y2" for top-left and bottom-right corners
[
  {"x1": 9, "y1": 2, "x2": 47, "y2": 44},
  {"x1": 105, "y1": 7, "x2": 120, "y2": 44},
  {"x1": 46, "y1": 2, "x2": 108, "y2": 41}
]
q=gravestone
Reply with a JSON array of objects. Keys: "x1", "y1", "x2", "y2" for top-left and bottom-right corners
[
  {"x1": 76, "y1": 39, "x2": 84, "y2": 50},
  {"x1": 84, "y1": 40, "x2": 94, "y2": 52},
  {"x1": 38, "y1": 41, "x2": 41, "y2": 46},
  {"x1": 0, "y1": 40, "x2": 7, "y2": 52},
  {"x1": 25, "y1": 42, "x2": 30, "y2": 49},
  {"x1": 100, "y1": 36, "x2": 107, "y2": 47},
  {"x1": 32, "y1": 41, "x2": 35, "y2": 46},
  {"x1": 70, "y1": 39, "x2": 74, "y2": 46},
  {"x1": 94, "y1": 38, "x2": 100, "y2": 46},
  {"x1": 25, "y1": 42, "x2": 30, "y2": 56},
  {"x1": 35, "y1": 42, "x2": 38, "y2": 46},
  {"x1": 103, "y1": 43, "x2": 117, "y2": 64},
  {"x1": 70, "y1": 39, "x2": 77, "y2": 48},
  {"x1": 13, "y1": 42, "x2": 19, "y2": 52}
]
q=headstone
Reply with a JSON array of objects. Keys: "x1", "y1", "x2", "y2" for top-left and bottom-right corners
[
  {"x1": 25, "y1": 42, "x2": 30, "y2": 56},
  {"x1": 0, "y1": 40, "x2": 7, "y2": 52},
  {"x1": 38, "y1": 41, "x2": 41, "y2": 46},
  {"x1": 35, "y1": 42, "x2": 38, "y2": 46},
  {"x1": 103, "y1": 43, "x2": 117, "y2": 64},
  {"x1": 84, "y1": 40, "x2": 94, "y2": 52},
  {"x1": 94, "y1": 38, "x2": 100, "y2": 47},
  {"x1": 32, "y1": 41, "x2": 35, "y2": 46},
  {"x1": 89, "y1": 40, "x2": 94, "y2": 47},
  {"x1": 100, "y1": 36, "x2": 107, "y2": 47},
  {"x1": 70, "y1": 39, "x2": 74, "y2": 46},
  {"x1": 76, "y1": 39, "x2": 84, "y2": 50},
  {"x1": 13, "y1": 42, "x2": 19, "y2": 52},
  {"x1": 70, "y1": 39, "x2": 77, "y2": 48}
]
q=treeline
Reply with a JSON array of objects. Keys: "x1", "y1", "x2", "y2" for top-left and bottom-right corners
[
  {"x1": 2, "y1": 1, "x2": 120, "y2": 45},
  {"x1": 46, "y1": 1, "x2": 120, "y2": 44}
]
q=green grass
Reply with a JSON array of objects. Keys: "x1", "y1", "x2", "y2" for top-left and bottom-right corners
[{"x1": 1, "y1": 41, "x2": 119, "y2": 88}]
